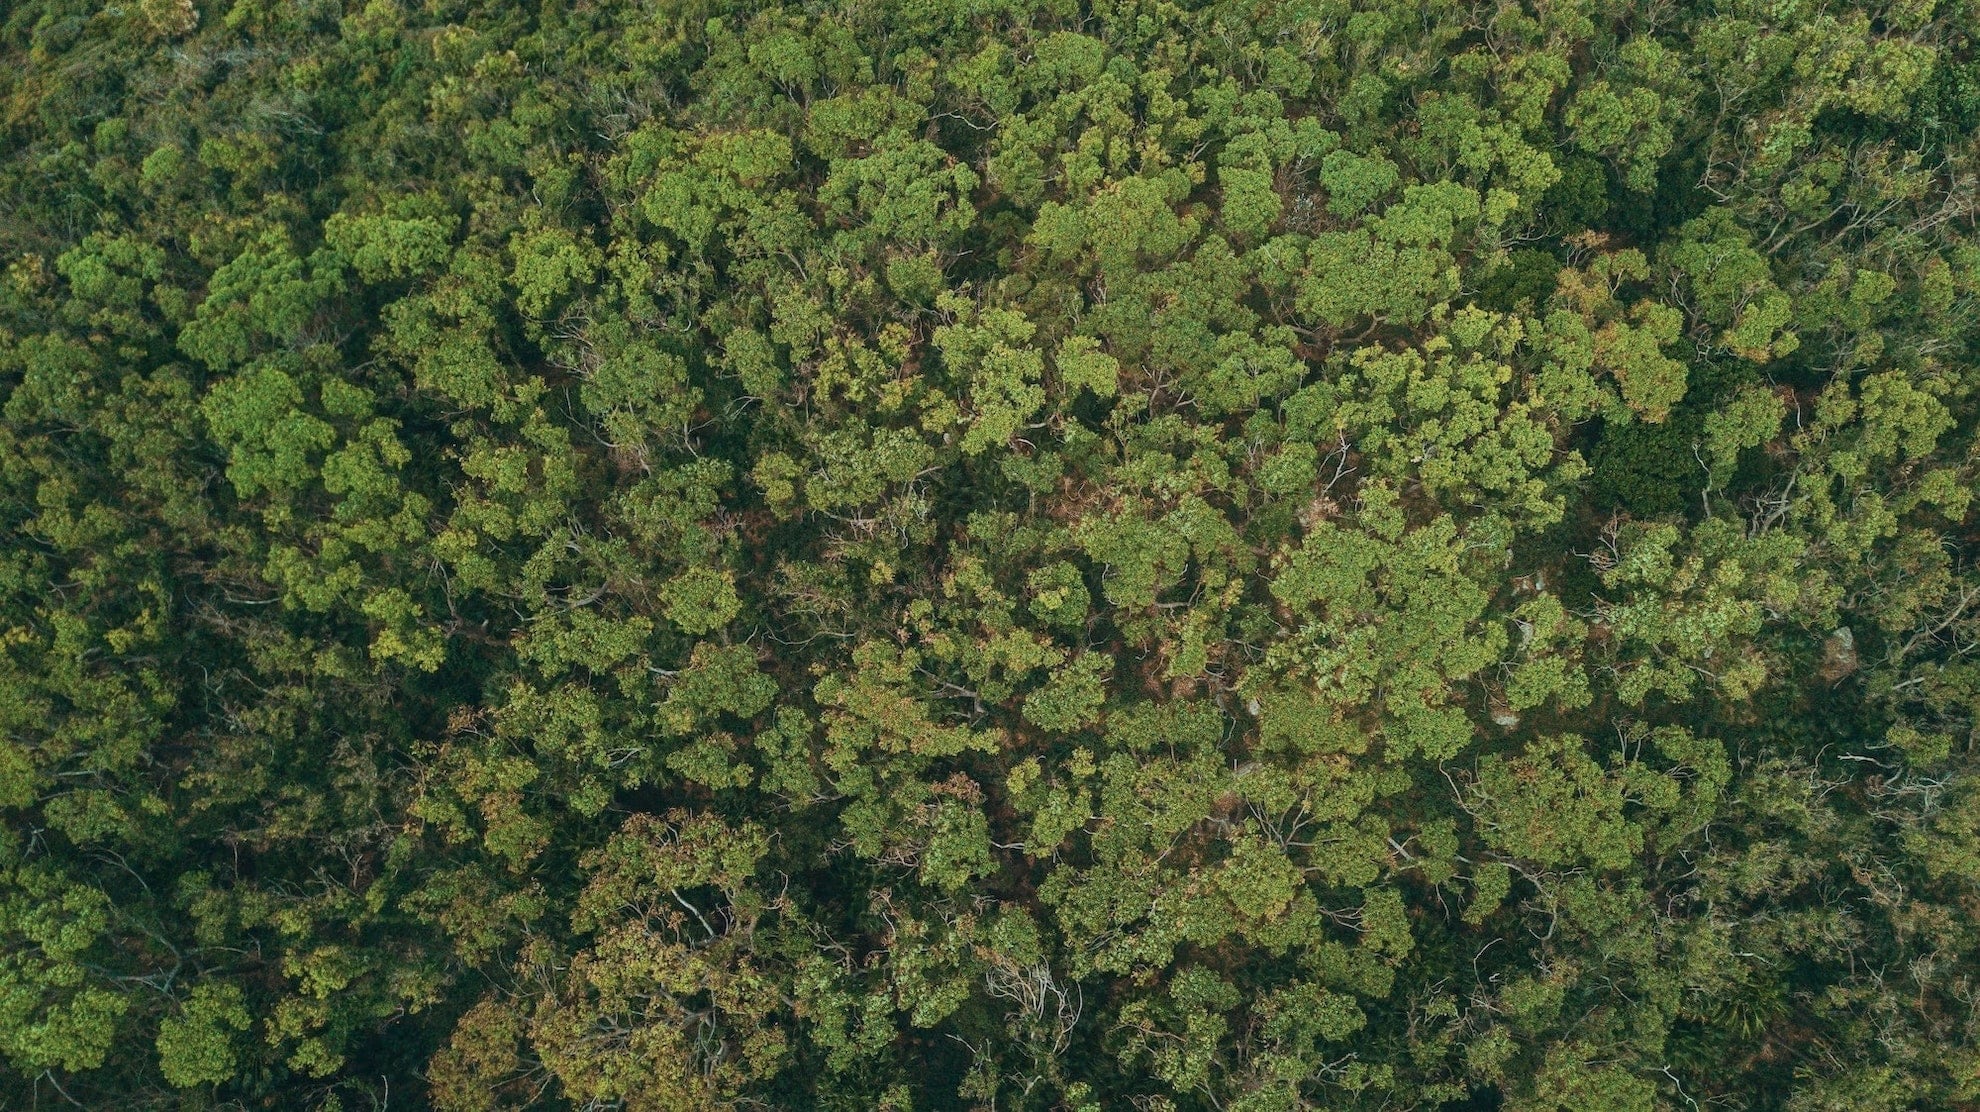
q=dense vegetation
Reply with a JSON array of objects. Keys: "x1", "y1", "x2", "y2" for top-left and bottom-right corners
[{"x1": 2, "y1": 0, "x2": 1979, "y2": 1108}]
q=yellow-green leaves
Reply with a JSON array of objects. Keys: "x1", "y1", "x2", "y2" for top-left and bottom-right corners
[
  {"x1": 816, "y1": 641, "x2": 997, "y2": 761},
  {"x1": 199, "y1": 362, "x2": 336, "y2": 500},
  {"x1": 508, "y1": 227, "x2": 599, "y2": 320},
  {"x1": 0, "y1": 870, "x2": 127, "y2": 1074},
  {"x1": 156, "y1": 984, "x2": 251, "y2": 1089},
  {"x1": 936, "y1": 299, "x2": 1047, "y2": 457},
  {"x1": 178, "y1": 231, "x2": 334, "y2": 372},
  {"x1": 1022, "y1": 652, "x2": 1108, "y2": 733},
  {"x1": 1595, "y1": 302, "x2": 1687, "y2": 422},
  {"x1": 1594, "y1": 520, "x2": 1814, "y2": 703},
  {"x1": 573, "y1": 810, "x2": 769, "y2": 934},
  {"x1": 1267, "y1": 510, "x2": 1506, "y2": 761},
  {"x1": 1669, "y1": 212, "x2": 1800, "y2": 363},
  {"x1": 1073, "y1": 503, "x2": 1192, "y2": 611},
  {"x1": 1566, "y1": 37, "x2": 1690, "y2": 193},
  {"x1": 1055, "y1": 335, "x2": 1120, "y2": 399},
  {"x1": 661, "y1": 567, "x2": 741, "y2": 635},
  {"x1": 820, "y1": 139, "x2": 979, "y2": 250},
  {"x1": 1319, "y1": 148, "x2": 1399, "y2": 217},
  {"x1": 1554, "y1": 247, "x2": 1689, "y2": 422},
  {"x1": 9, "y1": 0, "x2": 1980, "y2": 1106},
  {"x1": 641, "y1": 129, "x2": 797, "y2": 253},
  {"x1": 322, "y1": 199, "x2": 456, "y2": 284},
  {"x1": 1701, "y1": 386, "x2": 1786, "y2": 487},
  {"x1": 658, "y1": 641, "x2": 775, "y2": 735},
  {"x1": 578, "y1": 327, "x2": 699, "y2": 449},
  {"x1": 362, "y1": 587, "x2": 446, "y2": 672},
  {"x1": 1472, "y1": 735, "x2": 1643, "y2": 872},
  {"x1": 534, "y1": 811, "x2": 788, "y2": 1107}
]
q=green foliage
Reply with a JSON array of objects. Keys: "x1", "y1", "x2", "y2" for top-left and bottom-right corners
[
  {"x1": 1320, "y1": 149, "x2": 1400, "y2": 218},
  {"x1": 661, "y1": 566, "x2": 742, "y2": 636},
  {"x1": 1, "y1": 0, "x2": 1977, "y2": 1108},
  {"x1": 156, "y1": 984, "x2": 251, "y2": 1089},
  {"x1": 0, "y1": 867, "x2": 127, "y2": 1074}
]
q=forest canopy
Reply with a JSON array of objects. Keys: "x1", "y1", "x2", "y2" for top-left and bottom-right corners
[{"x1": 2, "y1": 0, "x2": 1980, "y2": 1108}]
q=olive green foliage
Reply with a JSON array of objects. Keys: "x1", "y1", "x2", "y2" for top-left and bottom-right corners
[{"x1": 1, "y1": 0, "x2": 1978, "y2": 1109}]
